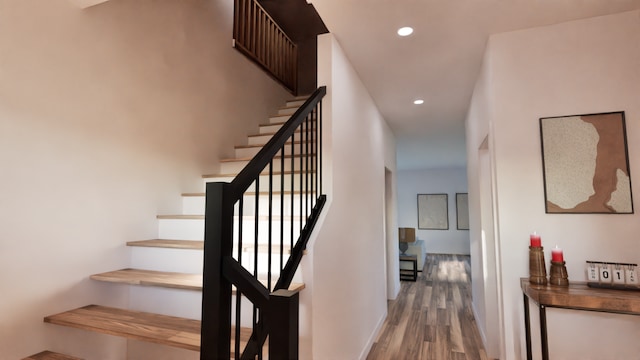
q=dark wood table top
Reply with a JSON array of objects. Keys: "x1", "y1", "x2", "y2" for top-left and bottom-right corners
[{"x1": 521, "y1": 278, "x2": 640, "y2": 315}]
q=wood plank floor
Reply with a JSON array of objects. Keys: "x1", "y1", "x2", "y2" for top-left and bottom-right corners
[{"x1": 367, "y1": 254, "x2": 496, "y2": 360}]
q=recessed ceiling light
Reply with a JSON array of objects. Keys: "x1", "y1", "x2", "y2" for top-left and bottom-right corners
[
  {"x1": 414, "y1": 99, "x2": 424, "y2": 105},
  {"x1": 397, "y1": 27, "x2": 414, "y2": 37}
]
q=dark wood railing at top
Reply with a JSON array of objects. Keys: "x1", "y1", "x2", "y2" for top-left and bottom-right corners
[
  {"x1": 200, "y1": 86, "x2": 327, "y2": 360},
  {"x1": 233, "y1": 0, "x2": 298, "y2": 94}
]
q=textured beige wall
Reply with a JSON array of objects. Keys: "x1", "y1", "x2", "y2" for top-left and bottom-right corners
[{"x1": 0, "y1": 0, "x2": 288, "y2": 358}]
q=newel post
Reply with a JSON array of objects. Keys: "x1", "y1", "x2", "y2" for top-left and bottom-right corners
[
  {"x1": 200, "y1": 182, "x2": 234, "y2": 360},
  {"x1": 268, "y1": 289, "x2": 300, "y2": 359}
]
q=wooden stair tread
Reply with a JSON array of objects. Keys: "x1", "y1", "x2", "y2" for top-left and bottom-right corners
[
  {"x1": 203, "y1": 169, "x2": 313, "y2": 179},
  {"x1": 90, "y1": 269, "x2": 202, "y2": 291},
  {"x1": 157, "y1": 214, "x2": 303, "y2": 221},
  {"x1": 248, "y1": 128, "x2": 315, "y2": 138},
  {"x1": 156, "y1": 214, "x2": 204, "y2": 220},
  {"x1": 127, "y1": 239, "x2": 204, "y2": 250},
  {"x1": 45, "y1": 305, "x2": 202, "y2": 351},
  {"x1": 182, "y1": 191, "x2": 303, "y2": 197},
  {"x1": 234, "y1": 140, "x2": 315, "y2": 150},
  {"x1": 126, "y1": 239, "x2": 297, "y2": 254},
  {"x1": 44, "y1": 305, "x2": 254, "y2": 355},
  {"x1": 91, "y1": 268, "x2": 306, "y2": 292},
  {"x1": 220, "y1": 153, "x2": 316, "y2": 163},
  {"x1": 23, "y1": 351, "x2": 83, "y2": 360},
  {"x1": 260, "y1": 119, "x2": 316, "y2": 127}
]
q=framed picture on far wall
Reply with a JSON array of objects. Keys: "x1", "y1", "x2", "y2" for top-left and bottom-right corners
[
  {"x1": 456, "y1": 193, "x2": 469, "y2": 230},
  {"x1": 417, "y1": 194, "x2": 448, "y2": 230}
]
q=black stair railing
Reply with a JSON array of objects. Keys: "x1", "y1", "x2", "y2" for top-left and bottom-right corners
[{"x1": 201, "y1": 86, "x2": 327, "y2": 360}]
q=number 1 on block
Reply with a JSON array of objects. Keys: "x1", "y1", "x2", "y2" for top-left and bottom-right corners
[{"x1": 612, "y1": 266, "x2": 625, "y2": 285}]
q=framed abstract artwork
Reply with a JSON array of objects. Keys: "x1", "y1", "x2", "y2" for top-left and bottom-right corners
[
  {"x1": 417, "y1": 194, "x2": 448, "y2": 230},
  {"x1": 456, "y1": 193, "x2": 469, "y2": 230},
  {"x1": 539, "y1": 111, "x2": 633, "y2": 214}
]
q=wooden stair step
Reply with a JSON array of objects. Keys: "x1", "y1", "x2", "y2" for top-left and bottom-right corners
[
  {"x1": 278, "y1": 104, "x2": 303, "y2": 110},
  {"x1": 90, "y1": 268, "x2": 306, "y2": 292},
  {"x1": 220, "y1": 153, "x2": 316, "y2": 163},
  {"x1": 44, "y1": 305, "x2": 202, "y2": 351},
  {"x1": 249, "y1": 129, "x2": 316, "y2": 138},
  {"x1": 127, "y1": 239, "x2": 204, "y2": 250},
  {"x1": 127, "y1": 239, "x2": 297, "y2": 255},
  {"x1": 43, "y1": 305, "x2": 254, "y2": 355},
  {"x1": 203, "y1": 169, "x2": 313, "y2": 179},
  {"x1": 260, "y1": 119, "x2": 316, "y2": 127},
  {"x1": 156, "y1": 214, "x2": 204, "y2": 220},
  {"x1": 234, "y1": 139, "x2": 315, "y2": 150},
  {"x1": 90, "y1": 269, "x2": 202, "y2": 291},
  {"x1": 23, "y1": 351, "x2": 83, "y2": 360},
  {"x1": 181, "y1": 191, "x2": 303, "y2": 197},
  {"x1": 156, "y1": 214, "x2": 303, "y2": 221}
]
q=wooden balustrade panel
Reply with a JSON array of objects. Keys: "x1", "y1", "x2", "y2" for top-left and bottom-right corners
[{"x1": 233, "y1": 0, "x2": 297, "y2": 93}]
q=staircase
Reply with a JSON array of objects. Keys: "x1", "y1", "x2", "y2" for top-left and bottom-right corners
[{"x1": 32, "y1": 89, "x2": 326, "y2": 360}]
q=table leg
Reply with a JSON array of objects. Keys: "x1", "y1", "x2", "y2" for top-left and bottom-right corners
[
  {"x1": 539, "y1": 304, "x2": 549, "y2": 360},
  {"x1": 523, "y1": 293, "x2": 532, "y2": 360}
]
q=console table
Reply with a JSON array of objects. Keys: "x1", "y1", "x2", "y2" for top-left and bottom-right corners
[
  {"x1": 521, "y1": 278, "x2": 640, "y2": 360},
  {"x1": 399, "y1": 254, "x2": 418, "y2": 281}
]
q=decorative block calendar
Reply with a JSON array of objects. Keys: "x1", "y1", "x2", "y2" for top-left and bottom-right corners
[{"x1": 586, "y1": 261, "x2": 639, "y2": 291}]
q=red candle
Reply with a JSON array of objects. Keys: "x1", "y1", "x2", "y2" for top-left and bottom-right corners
[
  {"x1": 530, "y1": 233, "x2": 541, "y2": 247},
  {"x1": 551, "y1": 246, "x2": 564, "y2": 262}
]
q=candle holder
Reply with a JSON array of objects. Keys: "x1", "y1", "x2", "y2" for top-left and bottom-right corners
[
  {"x1": 549, "y1": 260, "x2": 569, "y2": 286},
  {"x1": 529, "y1": 246, "x2": 547, "y2": 285}
]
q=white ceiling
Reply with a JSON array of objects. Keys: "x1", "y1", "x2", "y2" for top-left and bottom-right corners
[{"x1": 311, "y1": 0, "x2": 640, "y2": 170}]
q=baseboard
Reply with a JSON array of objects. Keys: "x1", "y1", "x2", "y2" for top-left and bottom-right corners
[
  {"x1": 357, "y1": 310, "x2": 386, "y2": 360},
  {"x1": 471, "y1": 302, "x2": 489, "y2": 350}
]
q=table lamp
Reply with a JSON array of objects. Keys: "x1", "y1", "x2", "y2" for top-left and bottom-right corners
[{"x1": 398, "y1": 227, "x2": 416, "y2": 255}]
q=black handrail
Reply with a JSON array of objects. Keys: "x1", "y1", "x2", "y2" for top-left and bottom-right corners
[{"x1": 201, "y1": 86, "x2": 327, "y2": 360}]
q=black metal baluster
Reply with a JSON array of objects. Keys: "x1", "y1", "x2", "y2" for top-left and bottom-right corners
[
  {"x1": 290, "y1": 132, "x2": 295, "y2": 251},
  {"x1": 280, "y1": 147, "x2": 285, "y2": 274},
  {"x1": 310, "y1": 110, "x2": 315, "y2": 209},
  {"x1": 253, "y1": 177, "x2": 259, "y2": 343},
  {"x1": 268, "y1": 161, "x2": 273, "y2": 292},
  {"x1": 304, "y1": 115, "x2": 313, "y2": 221},
  {"x1": 235, "y1": 197, "x2": 244, "y2": 360},
  {"x1": 319, "y1": 99, "x2": 323, "y2": 196},
  {"x1": 314, "y1": 107, "x2": 319, "y2": 206},
  {"x1": 299, "y1": 121, "x2": 303, "y2": 237}
]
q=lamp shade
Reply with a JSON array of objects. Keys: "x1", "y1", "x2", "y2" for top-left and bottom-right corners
[{"x1": 398, "y1": 227, "x2": 416, "y2": 243}]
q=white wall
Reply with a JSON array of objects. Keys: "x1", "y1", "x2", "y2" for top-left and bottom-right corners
[
  {"x1": 397, "y1": 168, "x2": 470, "y2": 255},
  {"x1": 466, "y1": 48, "x2": 502, "y2": 359},
  {"x1": 0, "y1": 0, "x2": 289, "y2": 358},
  {"x1": 466, "y1": 10, "x2": 640, "y2": 360},
  {"x1": 308, "y1": 33, "x2": 397, "y2": 359}
]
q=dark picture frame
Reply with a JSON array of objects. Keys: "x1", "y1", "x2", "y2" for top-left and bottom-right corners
[
  {"x1": 417, "y1": 194, "x2": 448, "y2": 230},
  {"x1": 540, "y1": 111, "x2": 633, "y2": 214},
  {"x1": 456, "y1": 193, "x2": 469, "y2": 230}
]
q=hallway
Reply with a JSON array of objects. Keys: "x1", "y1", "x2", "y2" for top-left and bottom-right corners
[{"x1": 367, "y1": 254, "x2": 494, "y2": 360}]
